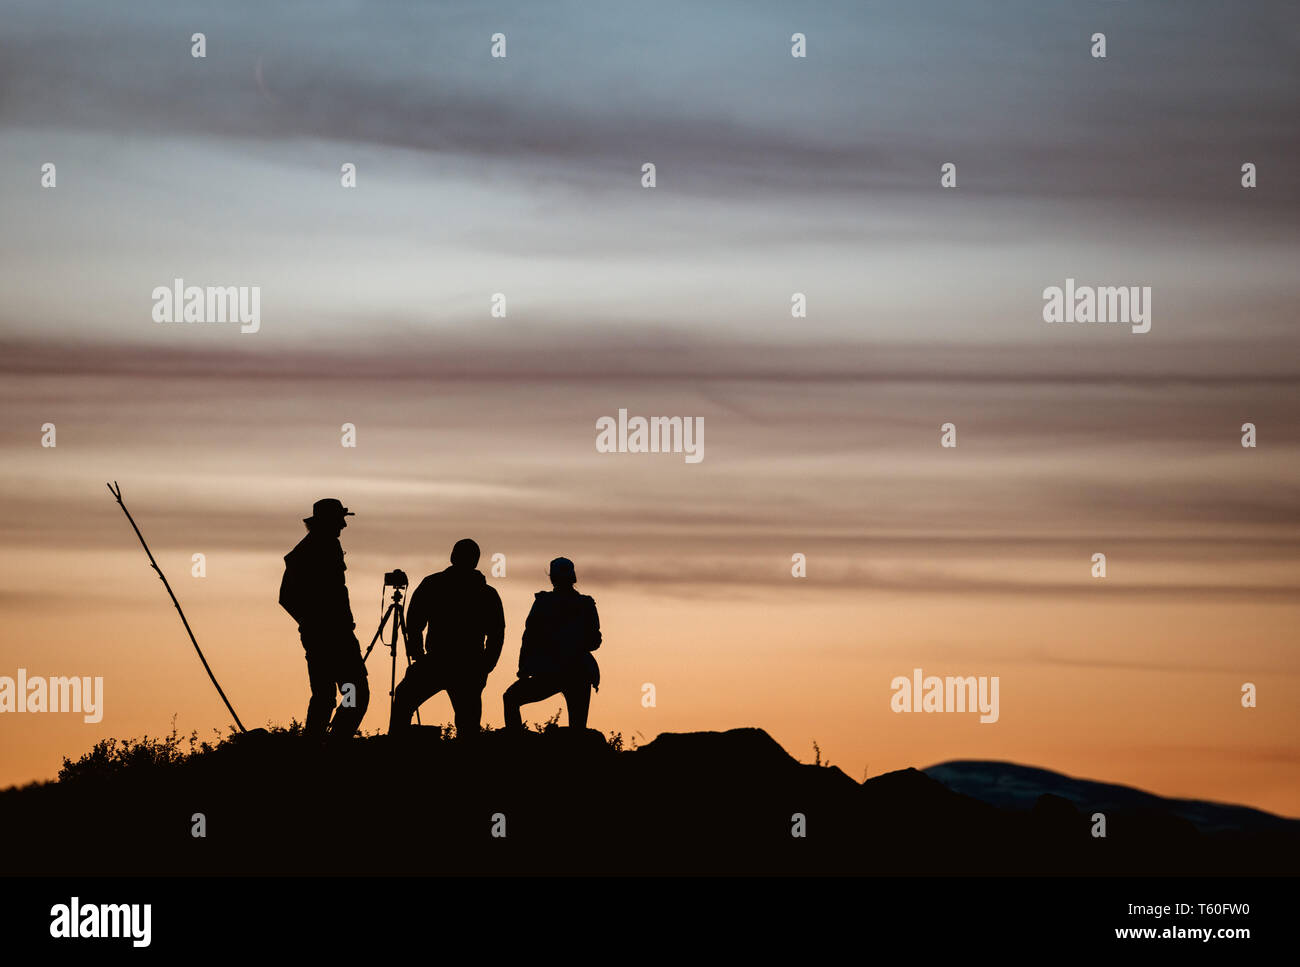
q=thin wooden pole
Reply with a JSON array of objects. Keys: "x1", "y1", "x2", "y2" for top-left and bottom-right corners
[{"x1": 106, "y1": 482, "x2": 247, "y2": 733}]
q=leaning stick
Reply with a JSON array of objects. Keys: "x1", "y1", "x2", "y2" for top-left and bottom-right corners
[{"x1": 106, "y1": 482, "x2": 247, "y2": 733}]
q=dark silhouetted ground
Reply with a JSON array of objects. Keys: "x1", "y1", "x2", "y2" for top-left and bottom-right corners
[{"x1": 1, "y1": 724, "x2": 1294, "y2": 875}]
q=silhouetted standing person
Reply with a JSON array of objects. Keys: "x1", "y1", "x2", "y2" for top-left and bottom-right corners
[
  {"x1": 504, "y1": 557, "x2": 601, "y2": 731},
  {"x1": 389, "y1": 538, "x2": 505, "y2": 738},
  {"x1": 279, "y1": 498, "x2": 369, "y2": 745}
]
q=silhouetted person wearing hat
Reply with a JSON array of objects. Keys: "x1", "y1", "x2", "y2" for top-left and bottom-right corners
[
  {"x1": 279, "y1": 498, "x2": 369, "y2": 745},
  {"x1": 504, "y1": 557, "x2": 601, "y2": 731},
  {"x1": 389, "y1": 539, "x2": 505, "y2": 738}
]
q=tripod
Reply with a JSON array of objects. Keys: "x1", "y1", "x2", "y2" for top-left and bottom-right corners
[{"x1": 361, "y1": 582, "x2": 420, "y2": 726}]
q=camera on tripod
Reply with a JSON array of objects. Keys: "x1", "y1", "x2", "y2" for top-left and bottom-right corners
[{"x1": 364, "y1": 567, "x2": 418, "y2": 724}]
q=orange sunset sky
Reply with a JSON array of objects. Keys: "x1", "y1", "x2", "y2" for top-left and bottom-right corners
[{"x1": 2, "y1": 339, "x2": 1298, "y2": 815}]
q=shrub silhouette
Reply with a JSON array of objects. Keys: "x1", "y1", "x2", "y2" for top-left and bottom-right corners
[{"x1": 55, "y1": 714, "x2": 621, "y2": 784}]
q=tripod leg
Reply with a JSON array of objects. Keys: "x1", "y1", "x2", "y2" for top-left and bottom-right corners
[
  {"x1": 396, "y1": 601, "x2": 421, "y2": 726},
  {"x1": 388, "y1": 594, "x2": 402, "y2": 726},
  {"x1": 362, "y1": 604, "x2": 395, "y2": 663},
  {"x1": 390, "y1": 651, "x2": 397, "y2": 725}
]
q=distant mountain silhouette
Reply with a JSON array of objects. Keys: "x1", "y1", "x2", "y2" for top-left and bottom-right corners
[
  {"x1": 925, "y1": 760, "x2": 1298, "y2": 836},
  {"x1": 0, "y1": 726, "x2": 1294, "y2": 875}
]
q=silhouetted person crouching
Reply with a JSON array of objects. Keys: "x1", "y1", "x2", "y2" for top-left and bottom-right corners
[
  {"x1": 279, "y1": 498, "x2": 369, "y2": 745},
  {"x1": 504, "y1": 557, "x2": 601, "y2": 731},
  {"x1": 389, "y1": 538, "x2": 505, "y2": 738}
]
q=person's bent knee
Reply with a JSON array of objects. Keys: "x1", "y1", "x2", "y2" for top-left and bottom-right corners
[{"x1": 503, "y1": 678, "x2": 531, "y2": 702}]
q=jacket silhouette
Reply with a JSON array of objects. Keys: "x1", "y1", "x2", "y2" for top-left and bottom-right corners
[
  {"x1": 280, "y1": 534, "x2": 354, "y2": 633},
  {"x1": 279, "y1": 498, "x2": 369, "y2": 744},
  {"x1": 504, "y1": 557, "x2": 601, "y2": 730},
  {"x1": 389, "y1": 538, "x2": 505, "y2": 737}
]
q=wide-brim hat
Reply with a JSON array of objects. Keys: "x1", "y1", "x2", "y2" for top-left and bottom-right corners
[{"x1": 304, "y1": 497, "x2": 355, "y2": 525}]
